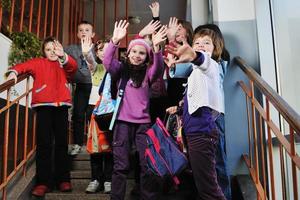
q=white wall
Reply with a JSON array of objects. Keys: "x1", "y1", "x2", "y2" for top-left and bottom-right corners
[
  {"x1": 0, "y1": 33, "x2": 11, "y2": 83},
  {"x1": 0, "y1": 33, "x2": 31, "y2": 106}
]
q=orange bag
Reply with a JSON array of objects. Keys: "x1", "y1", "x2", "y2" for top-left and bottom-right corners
[{"x1": 86, "y1": 113, "x2": 112, "y2": 154}]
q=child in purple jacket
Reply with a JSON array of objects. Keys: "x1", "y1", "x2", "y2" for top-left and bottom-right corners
[{"x1": 103, "y1": 20, "x2": 167, "y2": 200}]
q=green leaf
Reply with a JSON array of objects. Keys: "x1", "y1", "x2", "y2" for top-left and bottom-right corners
[{"x1": 8, "y1": 31, "x2": 42, "y2": 66}]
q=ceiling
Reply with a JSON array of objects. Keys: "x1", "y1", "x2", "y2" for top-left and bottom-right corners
[{"x1": 83, "y1": 0, "x2": 187, "y2": 39}]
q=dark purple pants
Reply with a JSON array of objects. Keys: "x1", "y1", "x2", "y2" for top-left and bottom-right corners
[
  {"x1": 111, "y1": 121, "x2": 159, "y2": 200},
  {"x1": 186, "y1": 129, "x2": 226, "y2": 200}
]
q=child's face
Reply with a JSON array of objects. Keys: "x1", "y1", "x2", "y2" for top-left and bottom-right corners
[
  {"x1": 128, "y1": 45, "x2": 147, "y2": 65},
  {"x1": 175, "y1": 24, "x2": 187, "y2": 43},
  {"x1": 77, "y1": 24, "x2": 95, "y2": 39},
  {"x1": 192, "y1": 35, "x2": 214, "y2": 56},
  {"x1": 96, "y1": 43, "x2": 108, "y2": 61},
  {"x1": 44, "y1": 42, "x2": 58, "y2": 61}
]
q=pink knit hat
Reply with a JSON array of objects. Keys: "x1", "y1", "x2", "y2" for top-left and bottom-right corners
[{"x1": 127, "y1": 39, "x2": 152, "y2": 58}]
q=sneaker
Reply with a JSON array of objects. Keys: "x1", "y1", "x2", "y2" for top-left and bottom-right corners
[
  {"x1": 31, "y1": 184, "x2": 51, "y2": 197},
  {"x1": 86, "y1": 180, "x2": 100, "y2": 193},
  {"x1": 69, "y1": 144, "x2": 82, "y2": 155},
  {"x1": 104, "y1": 181, "x2": 111, "y2": 194}
]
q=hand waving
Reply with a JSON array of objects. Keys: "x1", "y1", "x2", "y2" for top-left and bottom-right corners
[
  {"x1": 166, "y1": 41, "x2": 197, "y2": 64},
  {"x1": 149, "y1": 2, "x2": 160, "y2": 18},
  {"x1": 167, "y1": 17, "x2": 179, "y2": 42},
  {"x1": 81, "y1": 36, "x2": 93, "y2": 55},
  {"x1": 112, "y1": 20, "x2": 129, "y2": 44},
  {"x1": 139, "y1": 20, "x2": 161, "y2": 38},
  {"x1": 53, "y1": 40, "x2": 65, "y2": 57},
  {"x1": 152, "y1": 25, "x2": 168, "y2": 52}
]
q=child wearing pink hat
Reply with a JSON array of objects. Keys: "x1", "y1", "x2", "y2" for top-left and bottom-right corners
[{"x1": 103, "y1": 20, "x2": 167, "y2": 200}]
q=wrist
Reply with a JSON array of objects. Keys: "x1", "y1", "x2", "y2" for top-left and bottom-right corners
[{"x1": 112, "y1": 37, "x2": 119, "y2": 45}]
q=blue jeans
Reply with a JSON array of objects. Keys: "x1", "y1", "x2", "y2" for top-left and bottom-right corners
[{"x1": 215, "y1": 114, "x2": 232, "y2": 200}]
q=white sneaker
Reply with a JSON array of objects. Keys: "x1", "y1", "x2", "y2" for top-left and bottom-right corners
[
  {"x1": 69, "y1": 144, "x2": 82, "y2": 155},
  {"x1": 85, "y1": 180, "x2": 100, "y2": 193},
  {"x1": 104, "y1": 181, "x2": 111, "y2": 194}
]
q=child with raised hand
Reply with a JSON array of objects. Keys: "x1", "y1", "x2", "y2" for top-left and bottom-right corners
[
  {"x1": 65, "y1": 20, "x2": 97, "y2": 156},
  {"x1": 166, "y1": 29, "x2": 226, "y2": 200},
  {"x1": 194, "y1": 24, "x2": 231, "y2": 200},
  {"x1": 85, "y1": 39, "x2": 113, "y2": 194},
  {"x1": 103, "y1": 20, "x2": 167, "y2": 200},
  {"x1": 165, "y1": 17, "x2": 194, "y2": 107},
  {"x1": 6, "y1": 37, "x2": 77, "y2": 197}
]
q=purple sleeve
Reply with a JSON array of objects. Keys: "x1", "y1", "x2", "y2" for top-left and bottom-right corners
[
  {"x1": 147, "y1": 51, "x2": 164, "y2": 83},
  {"x1": 103, "y1": 41, "x2": 123, "y2": 77},
  {"x1": 192, "y1": 51, "x2": 205, "y2": 66}
]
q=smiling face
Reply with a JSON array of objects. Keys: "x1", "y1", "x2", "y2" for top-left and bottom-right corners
[
  {"x1": 127, "y1": 45, "x2": 148, "y2": 65},
  {"x1": 44, "y1": 42, "x2": 58, "y2": 61},
  {"x1": 192, "y1": 35, "x2": 214, "y2": 56},
  {"x1": 77, "y1": 23, "x2": 95, "y2": 39}
]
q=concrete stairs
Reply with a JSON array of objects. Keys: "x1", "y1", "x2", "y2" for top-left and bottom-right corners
[{"x1": 44, "y1": 146, "x2": 112, "y2": 200}]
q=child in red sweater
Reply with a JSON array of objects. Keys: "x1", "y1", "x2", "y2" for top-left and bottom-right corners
[{"x1": 6, "y1": 36, "x2": 77, "y2": 197}]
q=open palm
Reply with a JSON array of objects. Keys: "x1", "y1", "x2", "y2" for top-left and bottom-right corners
[{"x1": 112, "y1": 20, "x2": 129, "y2": 44}]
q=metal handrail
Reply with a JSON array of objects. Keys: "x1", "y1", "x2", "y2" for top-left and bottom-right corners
[
  {"x1": 235, "y1": 56, "x2": 300, "y2": 135},
  {"x1": 234, "y1": 56, "x2": 299, "y2": 200},
  {"x1": 0, "y1": 74, "x2": 35, "y2": 200}
]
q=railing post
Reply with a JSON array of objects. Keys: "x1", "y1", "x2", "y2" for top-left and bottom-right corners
[
  {"x1": 9, "y1": 0, "x2": 15, "y2": 33},
  {"x1": 246, "y1": 95, "x2": 252, "y2": 165},
  {"x1": 259, "y1": 116, "x2": 267, "y2": 199},
  {"x1": 289, "y1": 126, "x2": 298, "y2": 200},
  {"x1": 266, "y1": 98, "x2": 276, "y2": 200},
  {"x1": 43, "y1": 0, "x2": 49, "y2": 38},
  {"x1": 22, "y1": 78, "x2": 30, "y2": 175},
  {"x1": 37, "y1": 0, "x2": 42, "y2": 37},
  {"x1": 14, "y1": 103, "x2": 20, "y2": 168},
  {"x1": 28, "y1": 0, "x2": 34, "y2": 32},
  {"x1": 19, "y1": 0, "x2": 25, "y2": 31},
  {"x1": 2, "y1": 90, "x2": 11, "y2": 200}
]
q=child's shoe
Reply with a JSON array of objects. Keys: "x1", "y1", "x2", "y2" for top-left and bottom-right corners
[
  {"x1": 31, "y1": 184, "x2": 51, "y2": 197},
  {"x1": 104, "y1": 181, "x2": 111, "y2": 194},
  {"x1": 85, "y1": 180, "x2": 101, "y2": 193},
  {"x1": 69, "y1": 144, "x2": 82, "y2": 155}
]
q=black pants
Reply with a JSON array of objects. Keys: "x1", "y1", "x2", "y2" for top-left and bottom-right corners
[
  {"x1": 72, "y1": 83, "x2": 92, "y2": 145},
  {"x1": 90, "y1": 153, "x2": 113, "y2": 183},
  {"x1": 35, "y1": 106, "x2": 71, "y2": 187},
  {"x1": 186, "y1": 130, "x2": 226, "y2": 200}
]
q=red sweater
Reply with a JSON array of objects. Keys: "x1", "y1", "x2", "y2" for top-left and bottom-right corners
[{"x1": 9, "y1": 56, "x2": 77, "y2": 107}]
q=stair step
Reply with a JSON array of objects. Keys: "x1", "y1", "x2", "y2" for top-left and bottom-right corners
[
  {"x1": 45, "y1": 192, "x2": 109, "y2": 200},
  {"x1": 72, "y1": 159, "x2": 91, "y2": 170},
  {"x1": 45, "y1": 179, "x2": 136, "y2": 200},
  {"x1": 71, "y1": 170, "x2": 91, "y2": 179}
]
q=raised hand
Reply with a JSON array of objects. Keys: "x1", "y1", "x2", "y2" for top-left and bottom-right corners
[
  {"x1": 139, "y1": 20, "x2": 161, "y2": 38},
  {"x1": 81, "y1": 36, "x2": 93, "y2": 56},
  {"x1": 166, "y1": 41, "x2": 197, "y2": 64},
  {"x1": 152, "y1": 25, "x2": 168, "y2": 52},
  {"x1": 167, "y1": 17, "x2": 179, "y2": 42},
  {"x1": 149, "y1": 2, "x2": 160, "y2": 18},
  {"x1": 163, "y1": 53, "x2": 176, "y2": 68},
  {"x1": 53, "y1": 40, "x2": 65, "y2": 57},
  {"x1": 112, "y1": 20, "x2": 129, "y2": 44}
]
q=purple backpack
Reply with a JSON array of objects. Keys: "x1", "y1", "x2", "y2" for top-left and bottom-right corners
[{"x1": 145, "y1": 118, "x2": 188, "y2": 185}]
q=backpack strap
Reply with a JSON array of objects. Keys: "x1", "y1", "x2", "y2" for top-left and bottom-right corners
[
  {"x1": 98, "y1": 72, "x2": 108, "y2": 95},
  {"x1": 108, "y1": 70, "x2": 129, "y2": 130}
]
